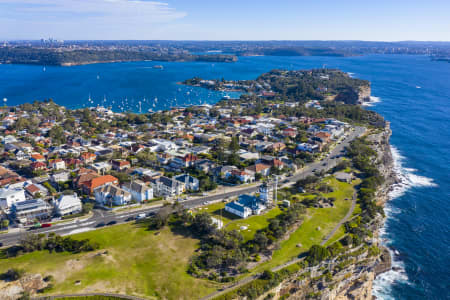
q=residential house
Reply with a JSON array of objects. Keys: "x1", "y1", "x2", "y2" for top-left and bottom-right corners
[
  {"x1": 297, "y1": 143, "x2": 319, "y2": 153},
  {"x1": 269, "y1": 142, "x2": 286, "y2": 152},
  {"x1": 95, "y1": 149, "x2": 114, "y2": 159},
  {"x1": 245, "y1": 163, "x2": 271, "y2": 177},
  {"x1": 64, "y1": 158, "x2": 83, "y2": 169},
  {"x1": 314, "y1": 132, "x2": 331, "y2": 144},
  {"x1": 215, "y1": 165, "x2": 238, "y2": 179},
  {"x1": 224, "y1": 185, "x2": 269, "y2": 218},
  {"x1": 81, "y1": 152, "x2": 96, "y2": 164},
  {"x1": 24, "y1": 183, "x2": 48, "y2": 198},
  {"x1": 49, "y1": 159, "x2": 66, "y2": 170},
  {"x1": 30, "y1": 153, "x2": 45, "y2": 162},
  {"x1": 30, "y1": 161, "x2": 47, "y2": 172},
  {"x1": 194, "y1": 159, "x2": 215, "y2": 174},
  {"x1": 171, "y1": 153, "x2": 198, "y2": 169},
  {"x1": 50, "y1": 172, "x2": 70, "y2": 183},
  {"x1": 0, "y1": 187, "x2": 26, "y2": 210},
  {"x1": 81, "y1": 175, "x2": 119, "y2": 195},
  {"x1": 228, "y1": 169, "x2": 254, "y2": 183},
  {"x1": 112, "y1": 159, "x2": 131, "y2": 171},
  {"x1": 11, "y1": 199, "x2": 52, "y2": 224},
  {"x1": 282, "y1": 128, "x2": 297, "y2": 138},
  {"x1": 94, "y1": 184, "x2": 131, "y2": 206},
  {"x1": 174, "y1": 174, "x2": 200, "y2": 192},
  {"x1": 91, "y1": 162, "x2": 112, "y2": 175},
  {"x1": 122, "y1": 180, "x2": 153, "y2": 202},
  {"x1": 54, "y1": 193, "x2": 83, "y2": 216},
  {"x1": 151, "y1": 176, "x2": 185, "y2": 197}
]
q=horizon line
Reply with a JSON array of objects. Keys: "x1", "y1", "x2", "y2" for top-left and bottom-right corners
[{"x1": 2, "y1": 39, "x2": 450, "y2": 43}]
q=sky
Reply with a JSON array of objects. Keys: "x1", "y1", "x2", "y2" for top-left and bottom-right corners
[{"x1": 0, "y1": 0, "x2": 449, "y2": 41}]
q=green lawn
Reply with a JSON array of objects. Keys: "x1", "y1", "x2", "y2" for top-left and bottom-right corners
[
  {"x1": 251, "y1": 177, "x2": 355, "y2": 273},
  {"x1": 198, "y1": 201, "x2": 283, "y2": 242},
  {"x1": 0, "y1": 224, "x2": 220, "y2": 299},
  {"x1": 225, "y1": 207, "x2": 282, "y2": 241}
]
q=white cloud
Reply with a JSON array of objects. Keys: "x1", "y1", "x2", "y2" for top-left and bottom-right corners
[{"x1": 0, "y1": 0, "x2": 187, "y2": 39}]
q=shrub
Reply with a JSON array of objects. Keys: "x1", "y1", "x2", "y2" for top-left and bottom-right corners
[{"x1": 0, "y1": 268, "x2": 25, "y2": 281}]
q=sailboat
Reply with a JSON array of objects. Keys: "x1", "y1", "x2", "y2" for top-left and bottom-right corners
[{"x1": 43, "y1": 66, "x2": 46, "y2": 72}]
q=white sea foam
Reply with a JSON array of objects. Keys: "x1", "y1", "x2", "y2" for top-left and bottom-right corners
[
  {"x1": 362, "y1": 96, "x2": 381, "y2": 107},
  {"x1": 373, "y1": 146, "x2": 437, "y2": 299},
  {"x1": 388, "y1": 146, "x2": 437, "y2": 198}
]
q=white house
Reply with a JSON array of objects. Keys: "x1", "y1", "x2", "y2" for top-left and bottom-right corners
[
  {"x1": 174, "y1": 174, "x2": 200, "y2": 192},
  {"x1": 50, "y1": 159, "x2": 66, "y2": 170},
  {"x1": 54, "y1": 193, "x2": 82, "y2": 216},
  {"x1": 224, "y1": 185, "x2": 269, "y2": 218},
  {"x1": 91, "y1": 162, "x2": 112, "y2": 175},
  {"x1": 0, "y1": 187, "x2": 26, "y2": 210},
  {"x1": 94, "y1": 185, "x2": 131, "y2": 206},
  {"x1": 297, "y1": 143, "x2": 319, "y2": 153},
  {"x1": 11, "y1": 199, "x2": 52, "y2": 224},
  {"x1": 122, "y1": 180, "x2": 153, "y2": 202},
  {"x1": 149, "y1": 139, "x2": 178, "y2": 152},
  {"x1": 151, "y1": 176, "x2": 185, "y2": 197}
]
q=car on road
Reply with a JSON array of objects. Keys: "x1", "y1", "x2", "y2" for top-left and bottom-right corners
[
  {"x1": 146, "y1": 211, "x2": 156, "y2": 217},
  {"x1": 106, "y1": 221, "x2": 117, "y2": 226},
  {"x1": 282, "y1": 179, "x2": 289, "y2": 183},
  {"x1": 96, "y1": 222, "x2": 105, "y2": 228},
  {"x1": 125, "y1": 216, "x2": 135, "y2": 222},
  {"x1": 136, "y1": 213, "x2": 146, "y2": 220},
  {"x1": 322, "y1": 162, "x2": 327, "y2": 166}
]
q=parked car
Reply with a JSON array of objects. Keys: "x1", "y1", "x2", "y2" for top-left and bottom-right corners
[
  {"x1": 106, "y1": 220, "x2": 117, "y2": 226},
  {"x1": 96, "y1": 222, "x2": 105, "y2": 228}
]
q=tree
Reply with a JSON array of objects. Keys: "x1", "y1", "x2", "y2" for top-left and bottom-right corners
[
  {"x1": 307, "y1": 244, "x2": 329, "y2": 265},
  {"x1": 0, "y1": 268, "x2": 25, "y2": 281},
  {"x1": 1, "y1": 219, "x2": 9, "y2": 229},
  {"x1": 49, "y1": 125, "x2": 66, "y2": 145},
  {"x1": 229, "y1": 136, "x2": 240, "y2": 153}
]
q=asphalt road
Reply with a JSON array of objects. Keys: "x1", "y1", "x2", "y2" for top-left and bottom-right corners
[{"x1": 0, "y1": 127, "x2": 365, "y2": 247}]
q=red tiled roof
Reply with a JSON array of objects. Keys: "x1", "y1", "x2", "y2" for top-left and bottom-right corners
[{"x1": 84, "y1": 175, "x2": 118, "y2": 190}]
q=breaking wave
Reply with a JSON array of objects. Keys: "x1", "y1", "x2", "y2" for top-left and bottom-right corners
[
  {"x1": 372, "y1": 146, "x2": 437, "y2": 299},
  {"x1": 362, "y1": 96, "x2": 382, "y2": 107}
]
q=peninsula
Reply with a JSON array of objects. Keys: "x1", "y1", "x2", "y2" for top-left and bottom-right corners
[{"x1": 0, "y1": 68, "x2": 393, "y2": 300}]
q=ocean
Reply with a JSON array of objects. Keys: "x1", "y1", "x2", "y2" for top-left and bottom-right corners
[{"x1": 0, "y1": 54, "x2": 449, "y2": 299}]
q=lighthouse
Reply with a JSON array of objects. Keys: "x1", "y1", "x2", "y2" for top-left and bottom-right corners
[{"x1": 259, "y1": 183, "x2": 269, "y2": 203}]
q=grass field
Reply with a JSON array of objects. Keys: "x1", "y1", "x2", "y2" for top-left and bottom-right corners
[
  {"x1": 0, "y1": 175, "x2": 357, "y2": 299},
  {"x1": 0, "y1": 224, "x2": 220, "y2": 299},
  {"x1": 198, "y1": 201, "x2": 283, "y2": 242},
  {"x1": 251, "y1": 177, "x2": 355, "y2": 273}
]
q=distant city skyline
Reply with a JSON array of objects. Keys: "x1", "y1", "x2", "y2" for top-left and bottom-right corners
[{"x1": 1, "y1": 0, "x2": 449, "y2": 41}]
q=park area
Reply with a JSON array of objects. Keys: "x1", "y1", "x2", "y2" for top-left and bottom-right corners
[
  {"x1": 0, "y1": 176, "x2": 357, "y2": 299},
  {"x1": 0, "y1": 223, "x2": 220, "y2": 299}
]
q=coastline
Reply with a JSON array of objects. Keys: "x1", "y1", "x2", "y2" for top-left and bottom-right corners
[{"x1": 332, "y1": 123, "x2": 397, "y2": 300}]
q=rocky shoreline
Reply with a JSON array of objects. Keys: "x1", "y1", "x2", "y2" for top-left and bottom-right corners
[{"x1": 258, "y1": 124, "x2": 396, "y2": 300}]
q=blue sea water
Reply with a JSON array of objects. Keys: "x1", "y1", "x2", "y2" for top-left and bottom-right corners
[{"x1": 0, "y1": 55, "x2": 449, "y2": 299}]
